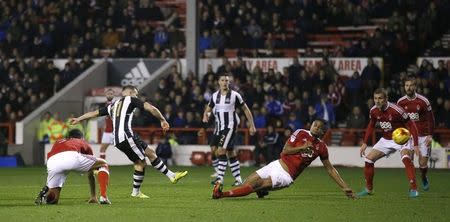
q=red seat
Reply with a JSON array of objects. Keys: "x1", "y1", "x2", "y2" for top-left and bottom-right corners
[{"x1": 190, "y1": 151, "x2": 206, "y2": 166}]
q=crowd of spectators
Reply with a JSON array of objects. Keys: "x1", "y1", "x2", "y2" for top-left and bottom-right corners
[
  {"x1": 127, "y1": 56, "x2": 449, "y2": 147},
  {"x1": 0, "y1": 0, "x2": 184, "y2": 60},
  {"x1": 0, "y1": 57, "x2": 91, "y2": 123}
]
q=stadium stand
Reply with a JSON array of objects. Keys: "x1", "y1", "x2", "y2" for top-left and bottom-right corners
[{"x1": 0, "y1": 0, "x2": 449, "y2": 149}]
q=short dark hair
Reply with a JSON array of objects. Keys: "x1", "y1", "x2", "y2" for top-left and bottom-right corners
[
  {"x1": 122, "y1": 85, "x2": 137, "y2": 91},
  {"x1": 404, "y1": 74, "x2": 417, "y2": 83},
  {"x1": 314, "y1": 118, "x2": 327, "y2": 127},
  {"x1": 218, "y1": 72, "x2": 230, "y2": 78},
  {"x1": 373, "y1": 88, "x2": 388, "y2": 98},
  {"x1": 67, "y1": 129, "x2": 83, "y2": 139}
]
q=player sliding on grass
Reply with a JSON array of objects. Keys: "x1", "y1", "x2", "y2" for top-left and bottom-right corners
[
  {"x1": 212, "y1": 119, "x2": 355, "y2": 200},
  {"x1": 70, "y1": 85, "x2": 187, "y2": 198},
  {"x1": 35, "y1": 129, "x2": 111, "y2": 205}
]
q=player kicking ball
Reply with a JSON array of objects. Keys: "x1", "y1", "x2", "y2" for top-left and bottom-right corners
[
  {"x1": 35, "y1": 129, "x2": 111, "y2": 205},
  {"x1": 212, "y1": 119, "x2": 355, "y2": 200}
]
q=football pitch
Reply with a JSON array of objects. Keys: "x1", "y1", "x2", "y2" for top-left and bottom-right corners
[{"x1": 0, "y1": 166, "x2": 449, "y2": 222}]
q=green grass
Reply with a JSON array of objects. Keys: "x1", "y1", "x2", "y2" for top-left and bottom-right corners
[{"x1": 0, "y1": 166, "x2": 449, "y2": 222}]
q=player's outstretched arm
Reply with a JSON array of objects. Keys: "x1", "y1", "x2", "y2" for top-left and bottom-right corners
[
  {"x1": 87, "y1": 170, "x2": 98, "y2": 204},
  {"x1": 143, "y1": 102, "x2": 169, "y2": 133},
  {"x1": 70, "y1": 110, "x2": 100, "y2": 125},
  {"x1": 322, "y1": 159, "x2": 355, "y2": 199},
  {"x1": 281, "y1": 141, "x2": 313, "y2": 155}
]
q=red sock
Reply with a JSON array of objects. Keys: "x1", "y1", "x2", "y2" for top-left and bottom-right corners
[
  {"x1": 402, "y1": 157, "x2": 417, "y2": 190},
  {"x1": 420, "y1": 167, "x2": 428, "y2": 180},
  {"x1": 223, "y1": 184, "x2": 254, "y2": 197},
  {"x1": 364, "y1": 162, "x2": 374, "y2": 191},
  {"x1": 97, "y1": 167, "x2": 109, "y2": 198}
]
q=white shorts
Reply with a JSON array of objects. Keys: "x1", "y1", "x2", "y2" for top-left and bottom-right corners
[
  {"x1": 256, "y1": 160, "x2": 294, "y2": 189},
  {"x1": 101, "y1": 132, "x2": 114, "y2": 144},
  {"x1": 402, "y1": 136, "x2": 431, "y2": 157},
  {"x1": 373, "y1": 138, "x2": 414, "y2": 157},
  {"x1": 46, "y1": 151, "x2": 97, "y2": 188}
]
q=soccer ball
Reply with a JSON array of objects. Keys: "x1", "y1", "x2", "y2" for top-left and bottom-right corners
[{"x1": 392, "y1": 127, "x2": 411, "y2": 145}]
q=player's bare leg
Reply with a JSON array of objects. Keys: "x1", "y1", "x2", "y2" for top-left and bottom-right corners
[
  {"x1": 419, "y1": 153, "x2": 430, "y2": 191},
  {"x1": 400, "y1": 149, "x2": 418, "y2": 197},
  {"x1": 144, "y1": 146, "x2": 188, "y2": 184},
  {"x1": 358, "y1": 149, "x2": 385, "y2": 196},
  {"x1": 213, "y1": 172, "x2": 273, "y2": 199},
  {"x1": 99, "y1": 143, "x2": 109, "y2": 159},
  {"x1": 90, "y1": 159, "x2": 110, "y2": 204},
  {"x1": 131, "y1": 159, "x2": 149, "y2": 198},
  {"x1": 227, "y1": 150, "x2": 243, "y2": 186}
]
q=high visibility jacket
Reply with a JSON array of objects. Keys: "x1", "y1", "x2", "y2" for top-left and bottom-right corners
[{"x1": 48, "y1": 120, "x2": 68, "y2": 143}]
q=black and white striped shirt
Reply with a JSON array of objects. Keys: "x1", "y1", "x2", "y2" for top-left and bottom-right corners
[
  {"x1": 208, "y1": 90, "x2": 245, "y2": 133},
  {"x1": 99, "y1": 96, "x2": 144, "y2": 145}
]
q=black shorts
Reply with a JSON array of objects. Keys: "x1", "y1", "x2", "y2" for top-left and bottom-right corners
[
  {"x1": 115, "y1": 135, "x2": 148, "y2": 162},
  {"x1": 210, "y1": 128, "x2": 236, "y2": 150}
]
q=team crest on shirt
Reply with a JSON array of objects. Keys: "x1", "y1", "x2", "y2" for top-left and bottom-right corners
[
  {"x1": 416, "y1": 105, "x2": 420, "y2": 110},
  {"x1": 225, "y1": 98, "x2": 230, "y2": 103},
  {"x1": 388, "y1": 115, "x2": 392, "y2": 121},
  {"x1": 404, "y1": 106, "x2": 407, "y2": 110}
]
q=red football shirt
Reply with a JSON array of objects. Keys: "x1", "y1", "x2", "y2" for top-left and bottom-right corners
[
  {"x1": 363, "y1": 102, "x2": 418, "y2": 145},
  {"x1": 397, "y1": 93, "x2": 434, "y2": 136},
  {"x1": 47, "y1": 138, "x2": 93, "y2": 159},
  {"x1": 280, "y1": 129, "x2": 329, "y2": 180},
  {"x1": 104, "y1": 101, "x2": 113, "y2": 133}
]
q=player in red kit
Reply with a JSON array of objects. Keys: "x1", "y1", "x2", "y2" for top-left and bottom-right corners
[
  {"x1": 397, "y1": 76, "x2": 434, "y2": 191},
  {"x1": 358, "y1": 88, "x2": 420, "y2": 198},
  {"x1": 212, "y1": 119, "x2": 355, "y2": 200},
  {"x1": 35, "y1": 129, "x2": 111, "y2": 205},
  {"x1": 99, "y1": 89, "x2": 115, "y2": 159}
]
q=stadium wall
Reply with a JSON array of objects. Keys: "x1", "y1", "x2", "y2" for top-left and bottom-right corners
[
  {"x1": 179, "y1": 57, "x2": 383, "y2": 78},
  {"x1": 43, "y1": 145, "x2": 449, "y2": 169},
  {"x1": 15, "y1": 61, "x2": 108, "y2": 165}
]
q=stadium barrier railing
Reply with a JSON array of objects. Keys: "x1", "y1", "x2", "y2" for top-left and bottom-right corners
[{"x1": 96, "y1": 127, "x2": 450, "y2": 147}]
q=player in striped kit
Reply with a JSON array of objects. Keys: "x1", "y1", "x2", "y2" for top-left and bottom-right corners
[
  {"x1": 99, "y1": 88, "x2": 115, "y2": 160},
  {"x1": 397, "y1": 76, "x2": 435, "y2": 191},
  {"x1": 201, "y1": 73, "x2": 256, "y2": 186},
  {"x1": 71, "y1": 85, "x2": 187, "y2": 198},
  {"x1": 358, "y1": 88, "x2": 420, "y2": 198}
]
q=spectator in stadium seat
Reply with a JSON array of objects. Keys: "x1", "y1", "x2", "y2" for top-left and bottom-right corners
[
  {"x1": 436, "y1": 100, "x2": 450, "y2": 128},
  {"x1": 265, "y1": 94, "x2": 283, "y2": 118},
  {"x1": 346, "y1": 106, "x2": 366, "y2": 129},
  {"x1": 361, "y1": 58, "x2": 381, "y2": 96},
  {"x1": 156, "y1": 137, "x2": 173, "y2": 166},
  {"x1": 254, "y1": 106, "x2": 267, "y2": 129},
  {"x1": 253, "y1": 124, "x2": 281, "y2": 167},
  {"x1": 286, "y1": 112, "x2": 303, "y2": 131},
  {"x1": 314, "y1": 94, "x2": 335, "y2": 127},
  {"x1": 199, "y1": 30, "x2": 212, "y2": 53},
  {"x1": 345, "y1": 71, "x2": 363, "y2": 106}
]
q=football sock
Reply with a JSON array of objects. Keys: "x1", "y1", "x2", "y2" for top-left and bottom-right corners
[
  {"x1": 223, "y1": 184, "x2": 254, "y2": 197},
  {"x1": 364, "y1": 160, "x2": 374, "y2": 191},
  {"x1": 420, "y1": 166, "x2": 428, "y2": 180},
  {"x1": 151, "y1": 157, "x2": 175, "y2": 179},
  {"x1": 402, "y1": 155, "x2": 417, "y2": 190},
  {"x1": 212, "y1": 156, "x2": 219, "y2": 174},
  {"x1": 132, "y1": 170, "x2": 145, "y2": 195},
  {"x1": 99, "y1": 152, "x2": 106, "y2": 159},
  {"x1": 217, "y1": 154, "x2": 228, "y2": 183},
  {"x1": 97, "y1": 166, "x2": 109, "y2": 198},
  {"x1": 229, "y1": 157, "x2": 242, "y2": 183}
]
